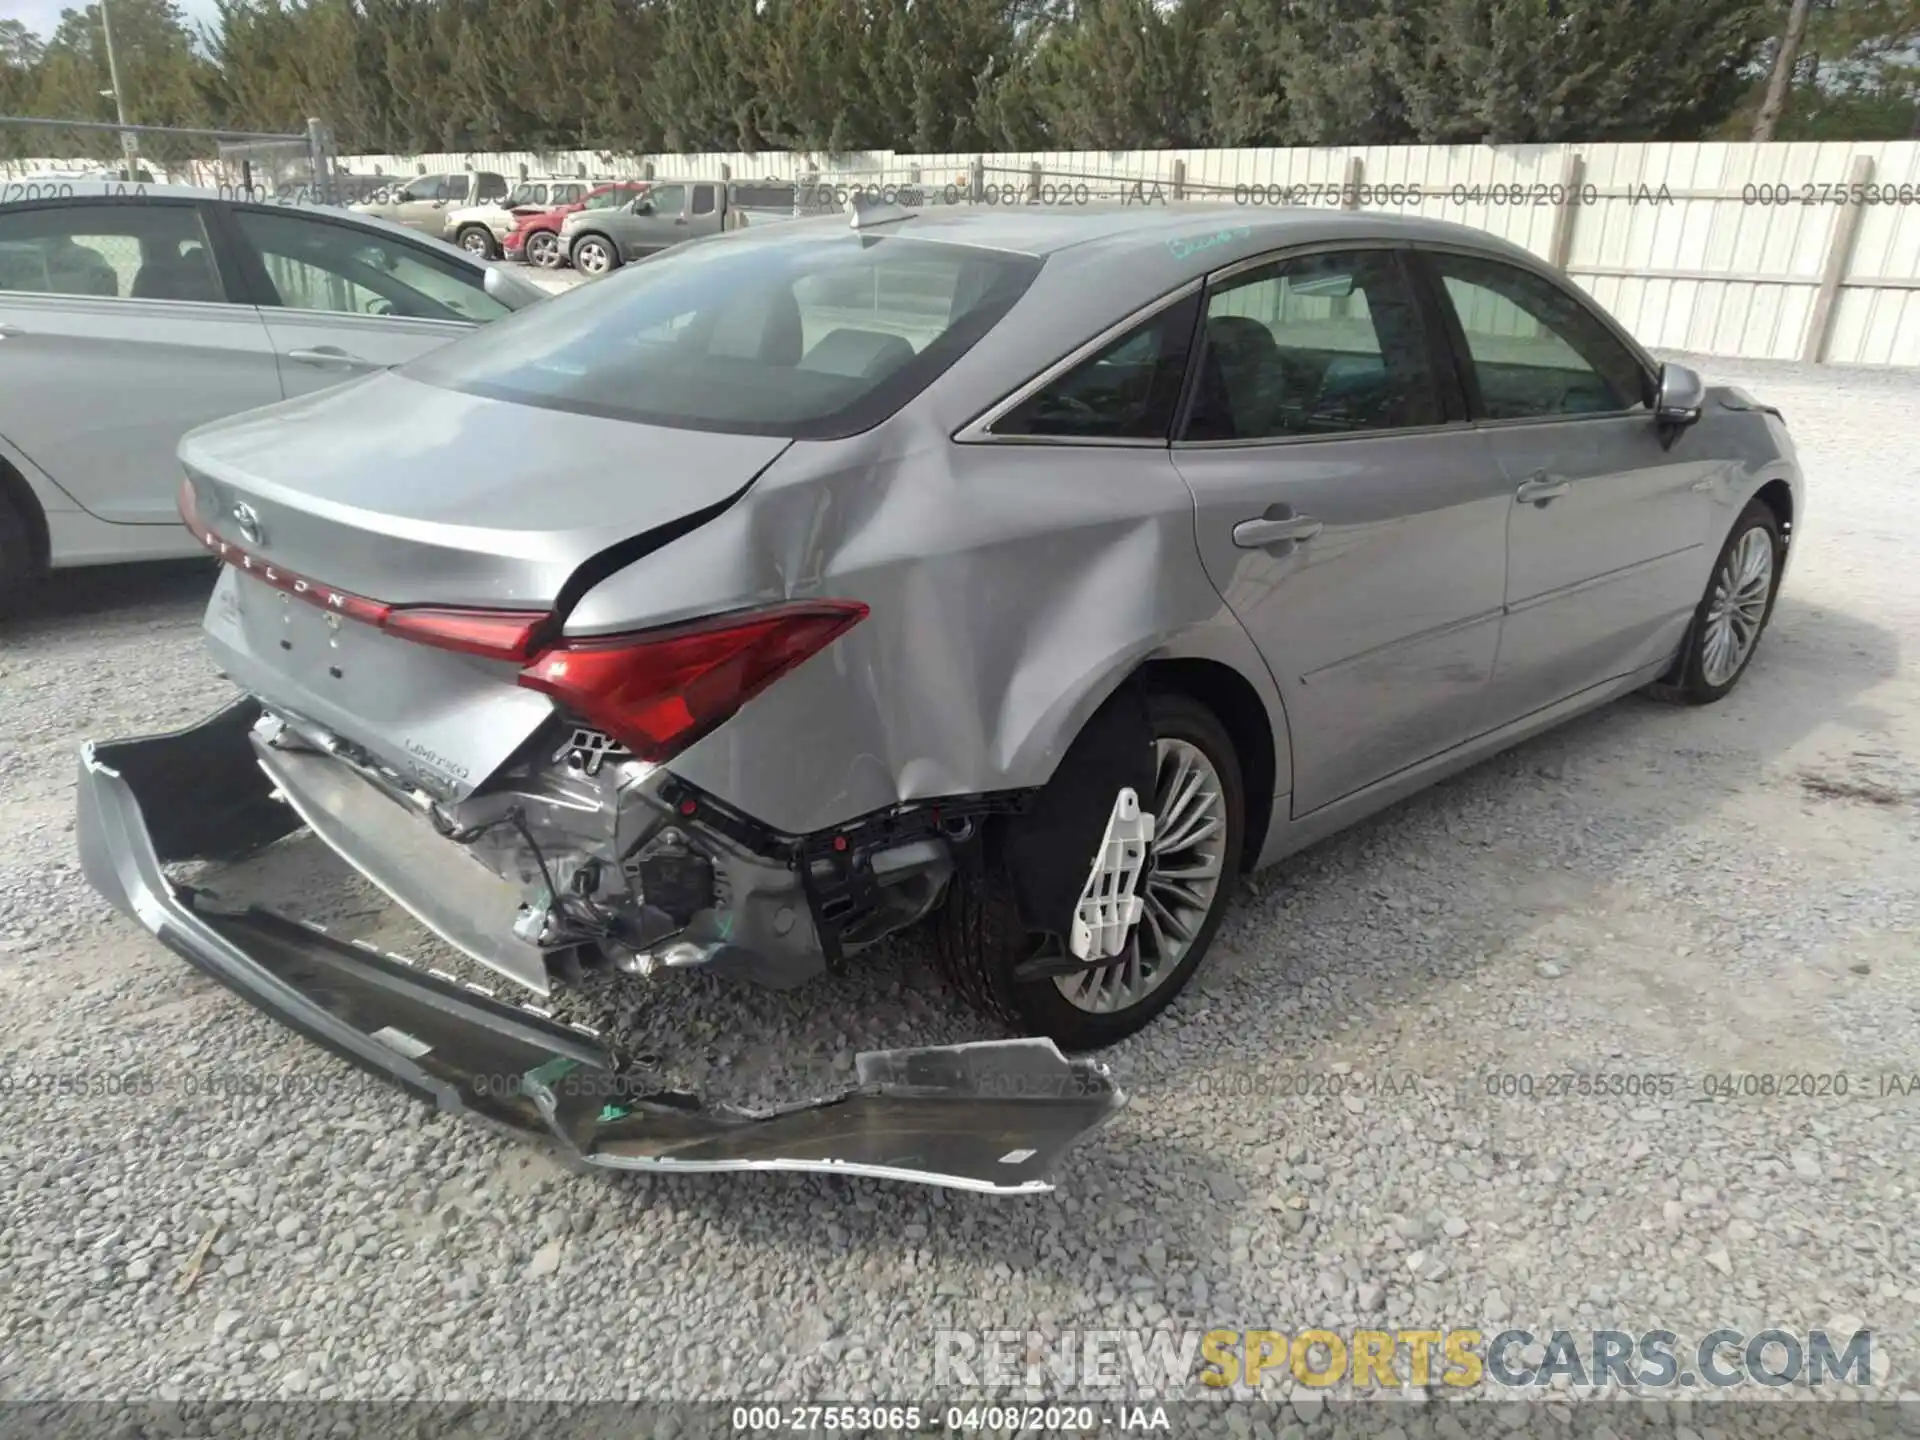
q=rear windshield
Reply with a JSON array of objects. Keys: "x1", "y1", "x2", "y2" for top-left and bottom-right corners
[{"x1": 403, "y1": 232, "x2": 1042, "y2": 438}]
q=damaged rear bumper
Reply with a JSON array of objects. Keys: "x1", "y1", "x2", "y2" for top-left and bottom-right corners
[{"x1": 75, "y1": 701, "x2": 1125, "y2": 1194}]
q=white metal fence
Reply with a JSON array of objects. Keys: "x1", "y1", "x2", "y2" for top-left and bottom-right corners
[{"x1": 331, "y1": 140, "x2": 1920, "y2": 367}]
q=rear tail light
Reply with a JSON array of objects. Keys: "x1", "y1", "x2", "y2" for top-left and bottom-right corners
[
  {"x1": 380, "y1": 607, "x2": 548, "y2": 661},
  {"x1": 181, "y1": 475, "x2": 864, "y2": 755},
  {"x1": 182, "y1": 478, "x2": 546, "y2": 655},
  {"x1": 517, "y1": 601, "x2": 869, "y2": 764}
]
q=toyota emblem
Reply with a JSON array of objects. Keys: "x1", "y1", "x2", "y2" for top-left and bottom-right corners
[{"x1": 231, "y1": 502, "x2": 263, "y2": 546}]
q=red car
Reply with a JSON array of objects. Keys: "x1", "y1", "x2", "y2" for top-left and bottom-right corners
[{"x1": 504, "y1": 181, "x2": 650, "y2": 268}]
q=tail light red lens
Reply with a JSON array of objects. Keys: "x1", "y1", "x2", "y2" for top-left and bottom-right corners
[
  {"x1": 517, "y1": 601, "x2": 869, "y2": 764},
  {"x1": 380, "y1": 607, "x2": 549, "y2": 661},
  {"x1": 177, "y1": 476, "x2": 203, "y2": 536},
  {"x1": 180, "y1": 473, "x2": 863, "y2": 750}
]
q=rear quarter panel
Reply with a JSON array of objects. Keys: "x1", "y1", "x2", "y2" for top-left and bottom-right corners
[{"x1": 563, "y1": 409, "x2": 1289, "y2": 837}]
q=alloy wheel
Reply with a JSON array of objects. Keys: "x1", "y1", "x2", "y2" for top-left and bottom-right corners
[
  {"x1": 1053, "y1": 738, "x2": 1227, "y2": 1015},
  {"x1": 527, "y1": 232, "x2": 560, "y2": 268},
  {"x1": 1700, "y1": 525, "x2": 1774, "y2": 687},
  {"x1": 575, "y1": 239, "x2": 612, "y2": 276}
]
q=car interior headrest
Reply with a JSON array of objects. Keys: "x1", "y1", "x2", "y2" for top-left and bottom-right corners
[{"x1": 799, "y1": 328, "x2": 917, "y2": 380}]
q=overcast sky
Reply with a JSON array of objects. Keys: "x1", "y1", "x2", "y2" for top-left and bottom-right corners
[{"x1": 14, "y1": 0, "x2": 224, "y2": 45}]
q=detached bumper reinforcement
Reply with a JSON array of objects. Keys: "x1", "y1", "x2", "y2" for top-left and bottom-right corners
[{"x1": 75, "y1": 701, "x2": 1125, "y2": 1193}]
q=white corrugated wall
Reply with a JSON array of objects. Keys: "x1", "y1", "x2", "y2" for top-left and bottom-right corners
[{"x1": 326, "y1": 140, "x2": 1920, "y2": 366}]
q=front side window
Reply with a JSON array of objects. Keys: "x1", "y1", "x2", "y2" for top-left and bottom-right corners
[
  {"x1": 233, "y1": 208, "x2": 509, "y2": 323},
  {"x1": 1430, "y1": 252, "x2": 1648, "y2": 419},
  {"x1": 397, "y1": 175, "x2": 444, "y2": 203},
  {"x1": 641, "y1": 184, "x2": 685, "y2": 216},
  {"x1": 1184, "y1": 249, "x2": 1442, "y2": 441},
  {"x1": 993, "y1": 295, "x2": 1199, "y2": 440},
  {"x1": 0, "y1": 201, "x2": 222, "y2": 302},
  {"x1": 404, "y1": 233, "x2": 1042, "y2": 438}
]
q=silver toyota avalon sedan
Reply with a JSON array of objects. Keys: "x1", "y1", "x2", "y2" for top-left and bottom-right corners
[{"x1": 78, "y1": 202, "x2": 1801, "y2": 1191}]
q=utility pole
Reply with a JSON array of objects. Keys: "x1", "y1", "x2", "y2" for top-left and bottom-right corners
[{"x1": 98, "y1": 0, "x2": 141, "y2": 177}]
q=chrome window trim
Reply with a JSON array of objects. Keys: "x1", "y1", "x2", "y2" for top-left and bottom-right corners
[
  {"x1": 263, "y1": 307, "x2": 478, "y2": 329},
  {"x1": 1202, "y1": 237, "x2": 1407, "y2": 289},
  {"x1": 1173, "y1": 419, "x2": 1472, "y2": 452},
  {"x1": 1466, "y1": 406, "x2": 1650, "y2": 431},
  {"x1": 952, "y1": 278, "x2": 1202, "y2": 445}
]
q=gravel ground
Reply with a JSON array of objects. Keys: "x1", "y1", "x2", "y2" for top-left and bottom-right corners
[{"x1": 1, "y1": 353, "x2": 1917, "y2": 1429}]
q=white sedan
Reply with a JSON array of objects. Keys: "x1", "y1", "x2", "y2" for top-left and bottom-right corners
[{"x1": 0, "y1": 181, "x2": 546, "y2": 594}]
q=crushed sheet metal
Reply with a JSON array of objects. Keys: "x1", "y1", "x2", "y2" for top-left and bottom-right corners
[{"x1": 74, "y1": 706, "x2": 1126, "y2": 1193}]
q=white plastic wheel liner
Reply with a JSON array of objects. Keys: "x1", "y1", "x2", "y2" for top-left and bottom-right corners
[{"x1": 1068, "y1": 787, "x2": 1156, "y2": 962}]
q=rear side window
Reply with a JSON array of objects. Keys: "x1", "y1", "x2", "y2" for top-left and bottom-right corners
[
  {"x1": 732, "y1": 183, "x2": 797, "y2": 211},
  {"x1": 1184, "y1": 250, "x2": 1441, "y2": 441},
  {"x1": 690, "y1": 185, "x2": 716, "y2": 216},
  {"x1": 993, "y1": 295, "x2": 1199, "y2": 441},
  {"x1": 1429, "y1": 252, "x2": 1648, "y2": 418},
  {"x1": 405, "y1": 233, "x2": 1042, "y2": 438},
  {"x1": 0, "y1": 201, "x2": 222, "y2": 302},
  {"x1": 475, "y1": 173, "x2": 508, "y2": 202}
]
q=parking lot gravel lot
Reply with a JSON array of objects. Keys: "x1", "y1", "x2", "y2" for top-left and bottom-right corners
[{"x1": 1, "y1": 352, "x2": 1916, "y2": 1425}]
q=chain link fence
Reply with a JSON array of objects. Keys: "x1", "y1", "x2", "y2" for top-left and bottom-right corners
[{"x1": 0, "y1": 116, "x2": 344, "y2": 202}]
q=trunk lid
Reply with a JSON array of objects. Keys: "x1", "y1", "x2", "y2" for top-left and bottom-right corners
[
  {"x1": 181, "y1": 369, "x2": 788, "y2": 797},
  {"x1": 180, "y1": 368, "x2": 787, "y2": 607}
]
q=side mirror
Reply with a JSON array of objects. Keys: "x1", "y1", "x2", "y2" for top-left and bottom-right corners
[
  {"x1": 632, "y1": 198, "x2": 654, "y2": 215},
  {"x1": 484, "y1": 263, "x2": 548, "y2": 311},
  {"x1": 1656, "y1": 362, "x2": 1706, "y2": 426}
]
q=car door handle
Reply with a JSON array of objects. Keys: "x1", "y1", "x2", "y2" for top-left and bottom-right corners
[
  {"x1": 286, "y1": 346, "x2": 365, "y2": 369},
  {"x1": 1233, "y1": 514, "x2": 1324, "y2": 548},
  {"x1": 1515, "y1": 473, "x2": 1571, "y2": 505},
  {"x1": 0, "y1": 322, "x2": 24, "y2": 339}
]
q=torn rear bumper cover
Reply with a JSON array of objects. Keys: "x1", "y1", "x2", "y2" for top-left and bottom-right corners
[{"x1": 75, "y1": 703, "x2": 1125, "y2": 1193}]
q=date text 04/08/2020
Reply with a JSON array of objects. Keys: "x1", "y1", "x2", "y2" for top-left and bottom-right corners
[
  {"x1": 1481, "y1": 1071, "x2": 1920, "y2": 1100},
  {"x1": 730, "y1": 1405, "x2": 1171, "y2": 1432}
]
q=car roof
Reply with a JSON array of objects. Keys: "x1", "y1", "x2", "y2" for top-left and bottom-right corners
[{"x1": 813, "y1": 201, "x2": 1534, "y2": 264}]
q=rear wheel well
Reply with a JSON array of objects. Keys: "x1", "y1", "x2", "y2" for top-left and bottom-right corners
[
  {"x1": 1135, "y1": 658, "x2": 1276, "y2": 872},
  {"x1": 1754, "y1": 478, "x2": 1793, "y2": 545},
  {"x1": 0, "y1": 454, "x2": 50, "y2": 571}
]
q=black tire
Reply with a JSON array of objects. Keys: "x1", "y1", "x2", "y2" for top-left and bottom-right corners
[
  {"x1": 0, "y1": 494, "x2": 38, "y2": 603},
  {"x1": 931, "y1": 689, "x2": 1245, "y2": 1050},
  {"x1": 525, "y1": 230, "x2": 563, "y2": 268},
  {"x1": 1646, "y1": 499, "x2": 1784, "y2": 705},
  {"x1": 455, "y1": 224, "x2": 499, "y2": 259},
  {"x1": 571, "y1": 234, "x2": 620, "y2": 276}
]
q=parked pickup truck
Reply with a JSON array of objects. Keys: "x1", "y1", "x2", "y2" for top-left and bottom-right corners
[
  {"x1": 557, "y1": 180, "x2": 802, "y2": 275},
  {"x1": 350, "y1": 170, "x2": 510, "y2": 237}
]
